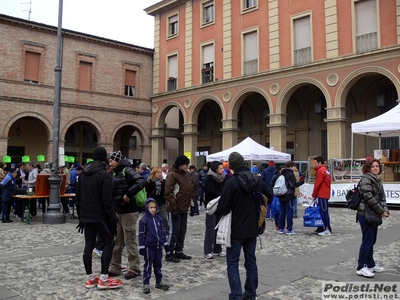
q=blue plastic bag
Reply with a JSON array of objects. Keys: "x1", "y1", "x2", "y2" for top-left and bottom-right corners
[{"x1": 303, "y1": 199, "x2": 323, "y2": 227}]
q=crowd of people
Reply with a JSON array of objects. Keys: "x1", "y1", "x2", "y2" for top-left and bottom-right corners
[{"x1": 0, "y1": 151, "x2": 390, "y2": 297}]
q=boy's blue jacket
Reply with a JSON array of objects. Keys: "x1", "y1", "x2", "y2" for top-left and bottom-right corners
[{"x1": 138, "y1": 198, "x2": 169, "y2": 250}]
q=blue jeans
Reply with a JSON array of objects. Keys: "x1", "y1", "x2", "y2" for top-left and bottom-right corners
[
  {"x1": 292, "y1": 197, "x2": 298, "y2": 217},
  {"x1": 226, "y1": 237, "x2": 258, "y2": 300},
  {"x1": 278, "y1": 198, "x2": 295, "y2": 232},
  {"x1": 357, "y1": 214, "x2": 378, "y2": 270}
]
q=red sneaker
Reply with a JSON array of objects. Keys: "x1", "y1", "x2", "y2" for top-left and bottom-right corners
[
  {"x1": 85, "y1": 275, "x2": 99, "y2": 288},
  {"x1": 98, "y1": 276, "x2": 123, "y2": 289}
]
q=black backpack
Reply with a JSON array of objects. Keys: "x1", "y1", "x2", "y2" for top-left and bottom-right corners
[{"x1": 345, "y1": 183, "x2": 362, "y2": 210}]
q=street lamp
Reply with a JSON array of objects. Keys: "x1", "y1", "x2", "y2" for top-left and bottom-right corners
[{"x1": 43, "y1": 0, "x2": 65, "y2": 224}]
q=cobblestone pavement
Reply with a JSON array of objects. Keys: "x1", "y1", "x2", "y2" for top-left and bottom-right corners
[{"x1": 0, "y1": 205, "x2": 399, "y2": 300}]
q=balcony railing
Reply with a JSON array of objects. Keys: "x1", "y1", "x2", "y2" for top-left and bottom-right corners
[
  {"x1": 294, "y1": 47, "x2": 311, "y2": 65},
  {"x1": 202, "y1": 68, "x2": 214, "y2": 83},
  {"x1": 243, "y1": 59, "x2": 258, "y2": 75},
  {"x1": 168, "y1": 77, "x2": 177, "y2": 91},
  {"x1": 356, "y1": 32, "x2": 377, "y2": 53}
]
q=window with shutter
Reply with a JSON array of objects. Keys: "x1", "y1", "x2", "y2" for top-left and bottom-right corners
[
  {"x1": 125, "y1": 70, "x2": 136, "y2": 97},
  {"x1": 294, "y1": 16, "x2": 311, "y2": 65},
  {"x1": 168, "y1": 55, "x2": 178, "y2": 91},
  {"x1": 202, "y1": 1, "x2": 214, "y2": 24},
  {"x1": 243, "y1": 31, "x2": 258, "y2": 75},
  {"x1": 202, "y1": 44, "x2": 214, "y2": 83},
  {"x1": 24, "y1": 51, "x2": 40, "y2": 83},
  {"x1": 169, "y1": 15, "x2": 178, "y2": 37},
  {"x1": 79, "y1": 61, "x2": 92, "y2": 90},
  {"x1": 355, "y1": 0, "x2": 377, "y2": 53},
  {"x1": 244, "y1": 0, "x2": 257, "y2": 10}
]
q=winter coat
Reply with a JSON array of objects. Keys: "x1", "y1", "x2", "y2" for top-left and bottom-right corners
[
  {"x1": 75, "y1": 160, "x2": 117, "y2": 225},
  {"x1": 1, "y1": 174, "x2": 16, "y2": 203},
  {"x1": 113, "y1": 159, "x2": 146, "y2": 214},
  {"x1": 190, "y1": 171, "x2": 200, "y2": 197},
  {"x1": 261, "y1": 166, "x2": 276, "y2": 187},
  {"x1": 204, "y1": 171, "x2": 225, "y2": 206},
  {"x1": 312, "y1": 164, "x2": 331, "y2": 199},
  {"x1": 357, "y1": 173, "x2": 388, "y2": 216},
  {"x1": 164, "y1": 165, "x2": 193, "y2": 213},
  {"x1": 216, "y1": 166, "x2": 273, "y2": 239},
  {"x1": 198, "y1": 169, "x2": 208, "y2": 188},
  {"x1": 138, "y1": 198, "x2": 169, "y2": 250},
  {"x1": 145, "y1": 179, "x2": 166, "y2": 207}
]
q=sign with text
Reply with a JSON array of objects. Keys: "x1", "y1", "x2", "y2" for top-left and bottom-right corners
[
  {"x1": 331, "y1": 158, "x2": 365, "y2": 181},
  {"x1": 299, "y1": 182, "x2": 400, "y2": 205}
]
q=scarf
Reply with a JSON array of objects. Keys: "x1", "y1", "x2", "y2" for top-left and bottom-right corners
[
  {"x1": 207, "y1": 168, "x2": 225, "y2": 183},
  {"x1": 154, "y1": 179, "x2": 162, "y2": 195}
]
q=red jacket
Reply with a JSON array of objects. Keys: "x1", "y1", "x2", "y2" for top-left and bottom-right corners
[{"x1": 312, "y1": 164, "x2": 331, "y2": 199}]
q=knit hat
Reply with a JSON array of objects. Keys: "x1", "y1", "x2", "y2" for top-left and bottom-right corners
[
  {"x1": 110, "y1": 151, "x2": 123, "y2": 162},
  {"x1": 8, "y1": 168, "x2": 16, "y2": 173},
  {"x1": 93, "y1": 146, "x2": 107, "y2": 161},
  {"x1": 174, "y1": 154, "x2": 189, "y2": 167},
  {"x1": 76, "y1": 165, "x2": 83, "y2": 171},
  {"x1": 228, "y1": 152, "x2": 245, "y2": 172},
  {"x1": 268, "y1": 161, "x2": 275, "y2": 166},
  {"x1": 210, "y1": 161, "x2": 222, "y2": 172}
]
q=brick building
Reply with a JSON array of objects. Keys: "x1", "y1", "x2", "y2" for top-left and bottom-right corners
[
  {"x1": 0, "y1": 14, "x2": 154, "y2": 166},
  {"x1": 146, "y1": 0, "x2": 400, "y2": 167}
]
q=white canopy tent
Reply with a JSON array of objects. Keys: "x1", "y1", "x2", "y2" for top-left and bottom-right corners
[
  {"x1": 351, "y1": 103, "x2": 400, "y2": 147},
  {"x1": 350, "y1": 103, "x2": 400, "y2": 180},
  {"x1": 206, "y1": 137, "x2": 291, "y2": 162}
]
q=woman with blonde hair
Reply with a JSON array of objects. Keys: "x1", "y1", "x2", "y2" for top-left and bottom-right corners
[{"x1": 146, "y1": 167, "x2": 168, "y2": 233}]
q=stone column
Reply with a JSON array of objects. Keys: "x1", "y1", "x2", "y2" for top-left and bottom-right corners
[
  {"x1": 325, "y1": 107, "x2": 347, "y2": 159},
  {"x1": 151, "y1": 127, "x2": 165, "y2": 167},
  {"x1": 221, "y1": 119, "x2": 239, "y2": 148},
  {"x1": 295, "y1": 119, "x2": 309, "y2": 160},
  {"x1": 268, "y1": 113, "x2": 287, "y2": 152},
  {"x1": 182, "y1": 123, "x2": 198, "y2": 164}
]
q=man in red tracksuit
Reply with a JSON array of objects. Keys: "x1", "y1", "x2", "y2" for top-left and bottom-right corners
[{"x1": 312, "y1": 156, "x2": 332, "y2": 236}]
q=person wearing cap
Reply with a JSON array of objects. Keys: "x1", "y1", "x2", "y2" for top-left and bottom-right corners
[
  {"x1": 108, "y1": 150, "x2": 146, "y2": 280},
  {"x1": 1, "y1": 168, "x2": 17, "y2": 223},
  {"x1": 216, "y1": 152, "x2": 273, "y2": 300},
  {"x1": 75, "y1": 146, "x2": 122, "y2": 289},
  {"x1": 203, "y1": 161, "x2": 226, "y2": 259},
  {"x1": 164, "y1": 154, "x2": 193, "y2": 262}
]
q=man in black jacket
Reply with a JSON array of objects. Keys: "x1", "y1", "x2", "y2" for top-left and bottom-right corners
[
  {"x1": 108, "y1": 151, "x2": 146, "y2": 280},
  {"x1": 216, "y1": 152, "x2": 273, "y2": 300},
  {"x1": 75, "y1": 146, "x2": 122, "y2": 289}
]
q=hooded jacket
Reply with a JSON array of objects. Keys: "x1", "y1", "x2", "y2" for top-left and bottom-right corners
[
  {"x1": 357, "y1": 173, "x2": 389, "y2": 216},
  {"x1": 138, "y1": 198, "x2": 169, "y2": 250},
  {"x1": 164, "y1": 165, "x2": 193, "y2": 213},
  {"x1": 312, "y1": 164, "x2": 331, "y2": 199},
  {"x1": 112, "y1": 158, "x2": 146, "y2": 214},
  {"x1": 277, "y1": 168, "x2": 304, "y2": 202},
  {"x1": 216, "y1": 166, "x2": 273, "y2": 239},
  {"x1": 261, "y1": 166, "x2": 276, "y2": 187},
  {"x1": 75, "y1": 160, "x2": 117, "y2": 224}
]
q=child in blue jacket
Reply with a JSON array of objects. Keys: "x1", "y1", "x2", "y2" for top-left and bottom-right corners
[{"x1": 139, "y1": 198, "x2": 171, "y2": 294}]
